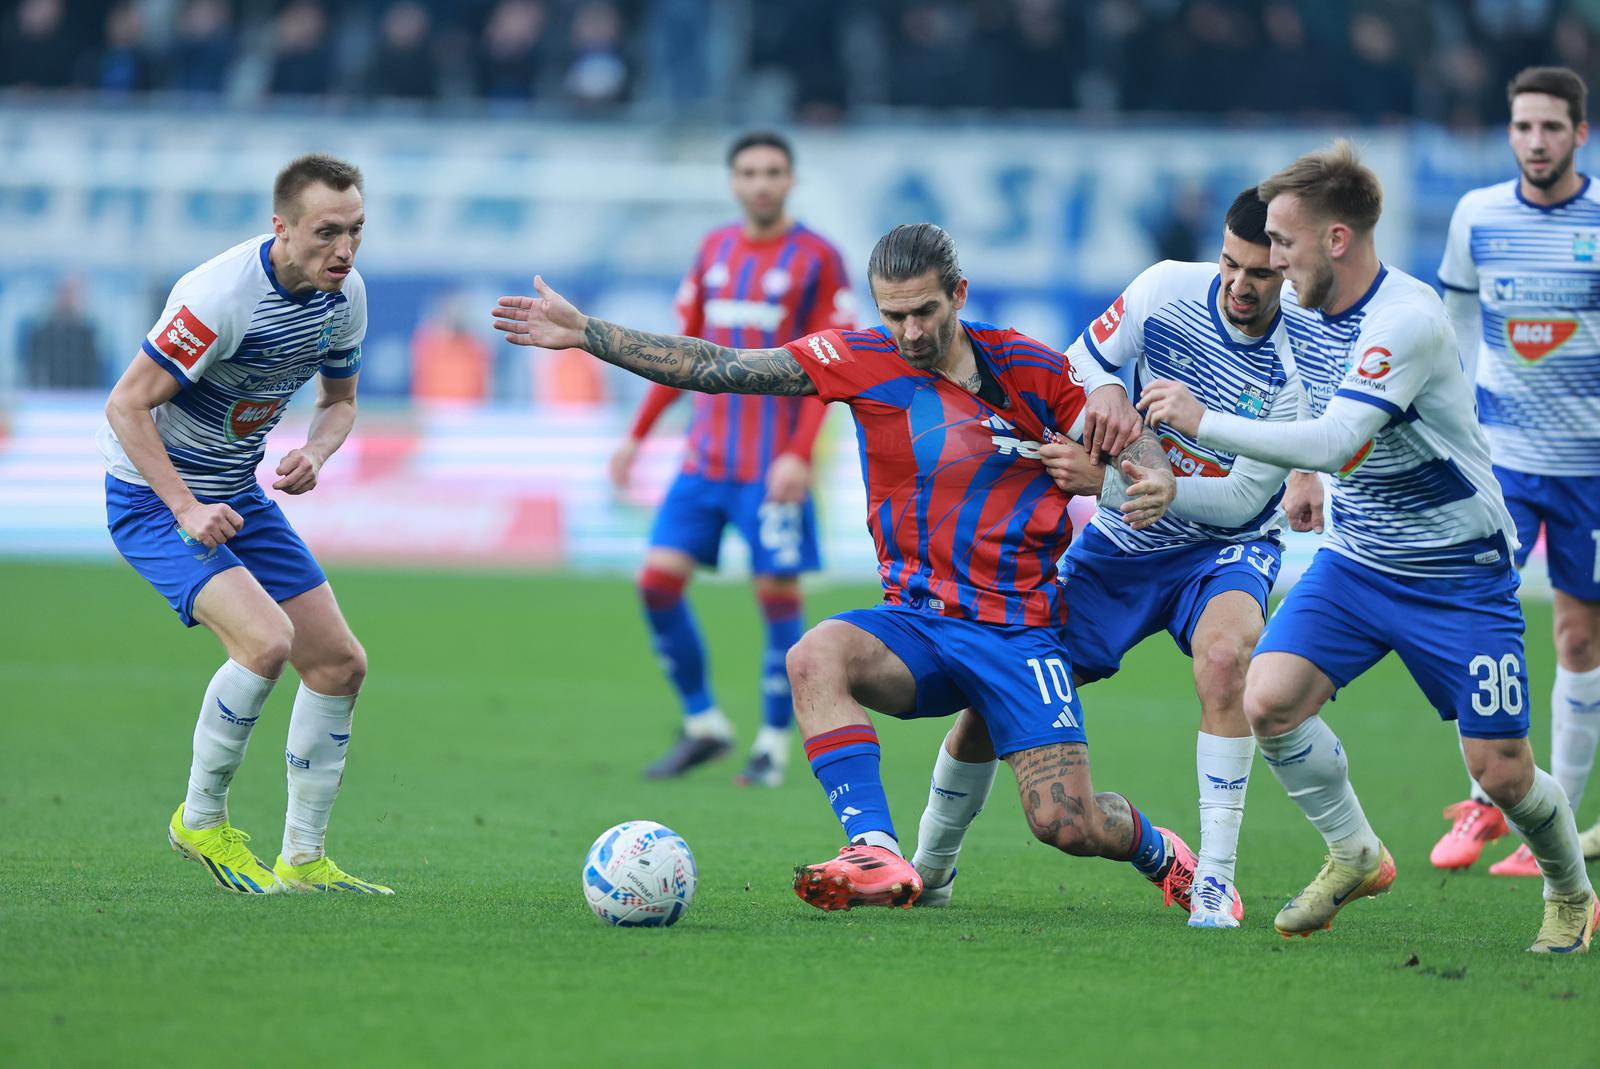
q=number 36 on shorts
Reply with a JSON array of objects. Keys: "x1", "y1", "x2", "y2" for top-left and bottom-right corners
[{"x1": 1468, "y1": 652, "x2": 1524, "y2": 717}]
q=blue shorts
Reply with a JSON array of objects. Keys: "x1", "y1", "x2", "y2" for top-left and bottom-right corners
[
  {"x1": 650, "y1": 471, "x2": 820, "y2": 575},
  {"x1": 832, "y1": 604, "x2": 1087, "y2": 758},
  {"x1": 1062, "y1": 526, "x2": 1281, "y2": 682},
  {"x1": 105, "y1": 475, "x2": 327, "y2": 627},
  {"x1": 1497, "y1": 465, "x2": 1600, "y2": 600},
  {"x1": 1256, "y1": 549, "x2": 1530, "y2": 739}
]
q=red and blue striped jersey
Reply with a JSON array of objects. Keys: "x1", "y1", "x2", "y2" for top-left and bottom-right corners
[
  {"x1": 785, "y1": 322, "x2": 1089, "y2": 627},
  {"x1": 629, "y1": 222, "x2": 854, "y2": 483}
]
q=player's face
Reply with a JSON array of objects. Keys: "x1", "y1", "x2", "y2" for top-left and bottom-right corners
[
  {"x1": 1510, "y1": 92, "x2": 1589, "y2": 191},
  {"x1": 1265, "y1": 194, "x2": 1335, "y2": 311},
  {"x1": 273, "y1": 183, "x2": 365, "y2": 293},
  {"x1": 871, "y1": 271, "x2": 967, "y2": 370},
  {"x1": 1217, "y1": 228, "x2": 1283, "y2": 332},
  {"x1": 729, "y1": 146, "x2": 794, "y2": 229}
]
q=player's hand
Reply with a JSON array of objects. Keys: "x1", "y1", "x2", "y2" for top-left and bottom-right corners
[
  {"x1": 1136, "y1": 379, "x2": 1205, "y2": 438},
  {"x1": 1081, "y1": 384, "x2": 1142, "y2": 460},
  {"x1": 175, "y1": 501, "x2": 244, "y2": 548},
  {"x1": 609, "y1": 438, "x2": 640, "y2": 492},
  {"x1": 1039, "y1": 438, "x2": 1105, "y2": 496},
  {"x1": 1284, "y1": 469, "x2": 1326, "y2": 533},
  {"x1": 492, "y1": 276, "x2": 589, "y2": 350},
  {"x1": 273, "y1": 448, "x2": 323, "y2": 494},
  {"x1": 1118, "y1": 459, "x2": 1176, "y2": 530},
  {"x1": 765, "y1": 453, "x2": 810, "y2": 505}
]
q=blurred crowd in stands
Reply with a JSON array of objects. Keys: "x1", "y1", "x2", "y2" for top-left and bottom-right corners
[{"x1": 3, "y1": 0, "x2": 1598, "y2": 128}]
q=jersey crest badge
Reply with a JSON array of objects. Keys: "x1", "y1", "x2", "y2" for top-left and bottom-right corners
[
  {"x1": 1234, "y1": 387, "x2": 1266, "y2": 418},
  {"x1": 762, "y1": 268, "x2": 791, "y2": 298},
  {"x1": 1574, "y1": 231, "x2": 1598, "y2": 262}
]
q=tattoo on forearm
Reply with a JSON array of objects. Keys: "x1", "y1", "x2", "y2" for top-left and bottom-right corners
[
  {"x1": 582, "y1": 318, "x2": 815, "y2": 396},
  {"x1": 1115, "y1": 426, "x2": 1169, "y2": 473}
]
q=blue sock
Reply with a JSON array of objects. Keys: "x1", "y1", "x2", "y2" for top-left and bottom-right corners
[
  {"x1": 758, "y1": 590, "x2": 803, "y2": 730},
  {"x1": 1124, "y1": 801, "x2": 1168, "y2": 877},
  {"x1": 805, "y1": 725, "x2": 897, "y2": 844},
  {"x1": 640, "y1": 569, "x2": 713, "y2": 716}
]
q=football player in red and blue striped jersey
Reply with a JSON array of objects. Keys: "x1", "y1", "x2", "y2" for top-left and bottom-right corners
[
  {"x1": 611, "y1": 132, "x2": 854, "y2": 787},
  {"x1": 495, "y1": 223, "x2": 1201, "y2": 916}
]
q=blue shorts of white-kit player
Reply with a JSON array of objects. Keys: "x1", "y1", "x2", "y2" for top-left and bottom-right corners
[
  {"x1": 1062, "y1": 526, "x2": 1282, "y2": 683},
  {"x1": 649, "y1": 471, "x2": 820, "y2": 575},
  {"x1": 1497, "y1": 466, "x2": 1600, "y2": 601},
  {"x1": 105, "y1": 475, "x2": 326, "y2": 627},
  {"x1": 1255, "y1": 547, "x2": 1531, "y2": 740},
  {"x1": 832, "y1": 603, "x2": 1088, "y2": 758}
]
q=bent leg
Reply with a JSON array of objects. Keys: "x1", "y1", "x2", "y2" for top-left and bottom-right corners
[
  {"x1": 788, "y1": 618, "x2": 918, "y2": 851},
  {"x1": 1189, "y1": 590, "x2": 1262, "y2": 887},
  {"x1": 279, "y1": 582, "x2": 367, "y2": 865},
  {"x1": 182, "y1": 569, "x2": 295, "y2": 830}
]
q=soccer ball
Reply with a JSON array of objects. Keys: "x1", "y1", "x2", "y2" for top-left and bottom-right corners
[{"x1": 581, "y1": 820, "x2": 698, "y2": 927}]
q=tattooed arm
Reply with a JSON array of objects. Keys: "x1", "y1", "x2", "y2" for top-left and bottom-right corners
[
  {"x1": 492, "y1": 275, "x2": 817, "y2": 397},
  {"x1": 1110, "y1": 425, "x2": 1176, "y2": 529}
]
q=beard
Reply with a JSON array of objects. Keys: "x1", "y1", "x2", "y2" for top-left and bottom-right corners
[
  {"x1": 1522, "y1": 149, "x2": 1575, "y2": 190},
  {"x1": 1221, "y1": 289, "x2": 1265, "y2": 331},
  {"x1": 900, "y1": 314, "x2": 957, "y2": 370},
  {"x1": 1294, "y1": 258, "x2": 1336, "y2": 312}
]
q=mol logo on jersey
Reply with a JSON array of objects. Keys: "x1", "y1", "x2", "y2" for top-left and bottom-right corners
[
  {"x1": 225, "y1": 398, "x2": 285, "y2": 443},
  {"x1": 1090, "y1": 295, "x2": 1127, "y2": 345},
  {"x1": 1504, "y1": 317, "x2": 1578, "y2": 362},
  {"x1": 1160, "y1": 435, "x2": 1228, "y2": 478},
  {"x1": 153, "y1": 306, "x2": 218, "y2": 369}
]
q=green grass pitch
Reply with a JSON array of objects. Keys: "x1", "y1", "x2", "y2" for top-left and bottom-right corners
[{"x1": 2, "y1": 560, "x2": 1598, "y2": 1067}]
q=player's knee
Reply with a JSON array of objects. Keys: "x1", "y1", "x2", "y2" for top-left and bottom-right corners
[
  {"x1": 945, "y1": 711, "x2": 995, "y2": 763},
  {"x1": 335, "y1": 637, "x2": 368, "y2": 693},
  {"x1": 242, "y1": 616, "x2": 294, "y2": 678},
  {"x1": 1025, "y1": 811, "x2": 1097, "y2": 856},
  {"x1": 785, "y1": 627, "x2": 844, "y2": 695},
  {"x1": 1465, "y1": 737, "x2": 1534, "y2": 805},
  {"x1": 1554, "y1": 614, "x2": 1600, "y2": 669},
  {"x1": 1195, "y1": 640, "x2": 1250, "y2": 706}
]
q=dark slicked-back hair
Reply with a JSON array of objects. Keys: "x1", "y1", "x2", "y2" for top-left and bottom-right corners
[
  {"x1": 1224, "y1": 186, "x2": 1270, "y2": 246},
  {"x1": 1258, "y1": 139, "x2": 1383, "y2": 233},
  {"x1": 867, "y1": 223, "x2": 962, "y2": 296},
  {"x1": 726, "y1": 130, "x2": 793, "y2": 168},
  {"x1": 1509, "y1": 65, "x2": 1587, "y2": 126},
  {"x1": 273, "y1": 154, "x2": 364, "y2": 220}
]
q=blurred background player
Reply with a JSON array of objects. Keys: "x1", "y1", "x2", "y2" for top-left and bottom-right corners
[
  {"x1": 1142, "y1": 141, "x2": 1598, "y2": 952},
  {"x1": 1432, "y1": 66, "x2": 1600, "y2": 877},
  {"x1": 609, "y1": 130, "x2": 853, "y2": 787},
  {"x1": 494, "y1": 225, "x2": 1199, "y2": 919},
  {"x1": 910, "y1": 188, "x2": 1297, "y2": 929},
  {"x1": 99, "y1": 155, "x2": 389, "y2": 896}
]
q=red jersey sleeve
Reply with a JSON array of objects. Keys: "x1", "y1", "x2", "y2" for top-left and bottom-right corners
[
  {"x1": 804, "y1": 244, "x2": 857, "y2": 335},
  {"x1": 1010, "y1": 329, "x2": 1088, "y2": 436},
  {"x1": 781, "y1": 329, "x2": 888, "y2": 404},
  {"x1": 627, "y1": 382, "x2": 683, "y2": 440},
  {"x1": 674, "y1": 241, "x2": 709, "y2": 339}
]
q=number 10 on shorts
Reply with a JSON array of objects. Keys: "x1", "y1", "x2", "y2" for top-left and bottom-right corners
[{"x1": 1027, "y1": 657, "x2": 1080, "y2": 727}]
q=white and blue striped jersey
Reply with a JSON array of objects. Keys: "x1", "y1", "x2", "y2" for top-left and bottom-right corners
[
  {"x1": 1069, "y1": 260, "x2": 1295, "y2": 551},
  {"x1": 1438, "y1": 177, "x2": 1600, "y2": 476},
  {"x1": 1277, "y1": 266, "x2": 1516, "y2": 577},
  {"x1": 97, "y1": 235, "x2": 366, "y2": 497}
]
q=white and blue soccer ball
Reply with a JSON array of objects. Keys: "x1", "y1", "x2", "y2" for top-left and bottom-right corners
[{"x1": 582, "y1": 820, "x2": 697, "y2": 927}]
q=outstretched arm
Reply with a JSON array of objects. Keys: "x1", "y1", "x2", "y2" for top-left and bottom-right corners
[{"x1": 493, "y1": 276, "x2": 817, "y2": 397}]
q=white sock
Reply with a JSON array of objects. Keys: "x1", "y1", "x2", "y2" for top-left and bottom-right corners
[
  {"x1": 1196, "y1": 731, "x2": 1254, "y2": 883},
  {"x1": 1257, "y1": 716, "x2": 1380, "y2": 867},
  {"x1": 184, "y1": 660, "x2": 277, "y2": 830},
  {"x1": 1503, "y1": 768, "x2": 1593, "y2": 900},
  {"x1": 853, "y1": 830, "x2": 902, "y2": 855},
  {"x1": 684, "y1": 707, "x2": 734, "y2": 740},
  {"x1": 282, "y1": 683, "x2": 357, "y2": 865},
  {"x1": 752, "y1": 724, "x2": 790, "y2": 769},
  {"x1": 910, "y1": 742, "x2": 998, "y2": 883},
  {"x1": 1551, "y1": 664, "x2": 1600, "y2": 812}
]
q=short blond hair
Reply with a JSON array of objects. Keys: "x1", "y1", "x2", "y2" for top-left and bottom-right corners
[{"x1": 1258, "y1": 140, "x2": 1382, "y2": 233}]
